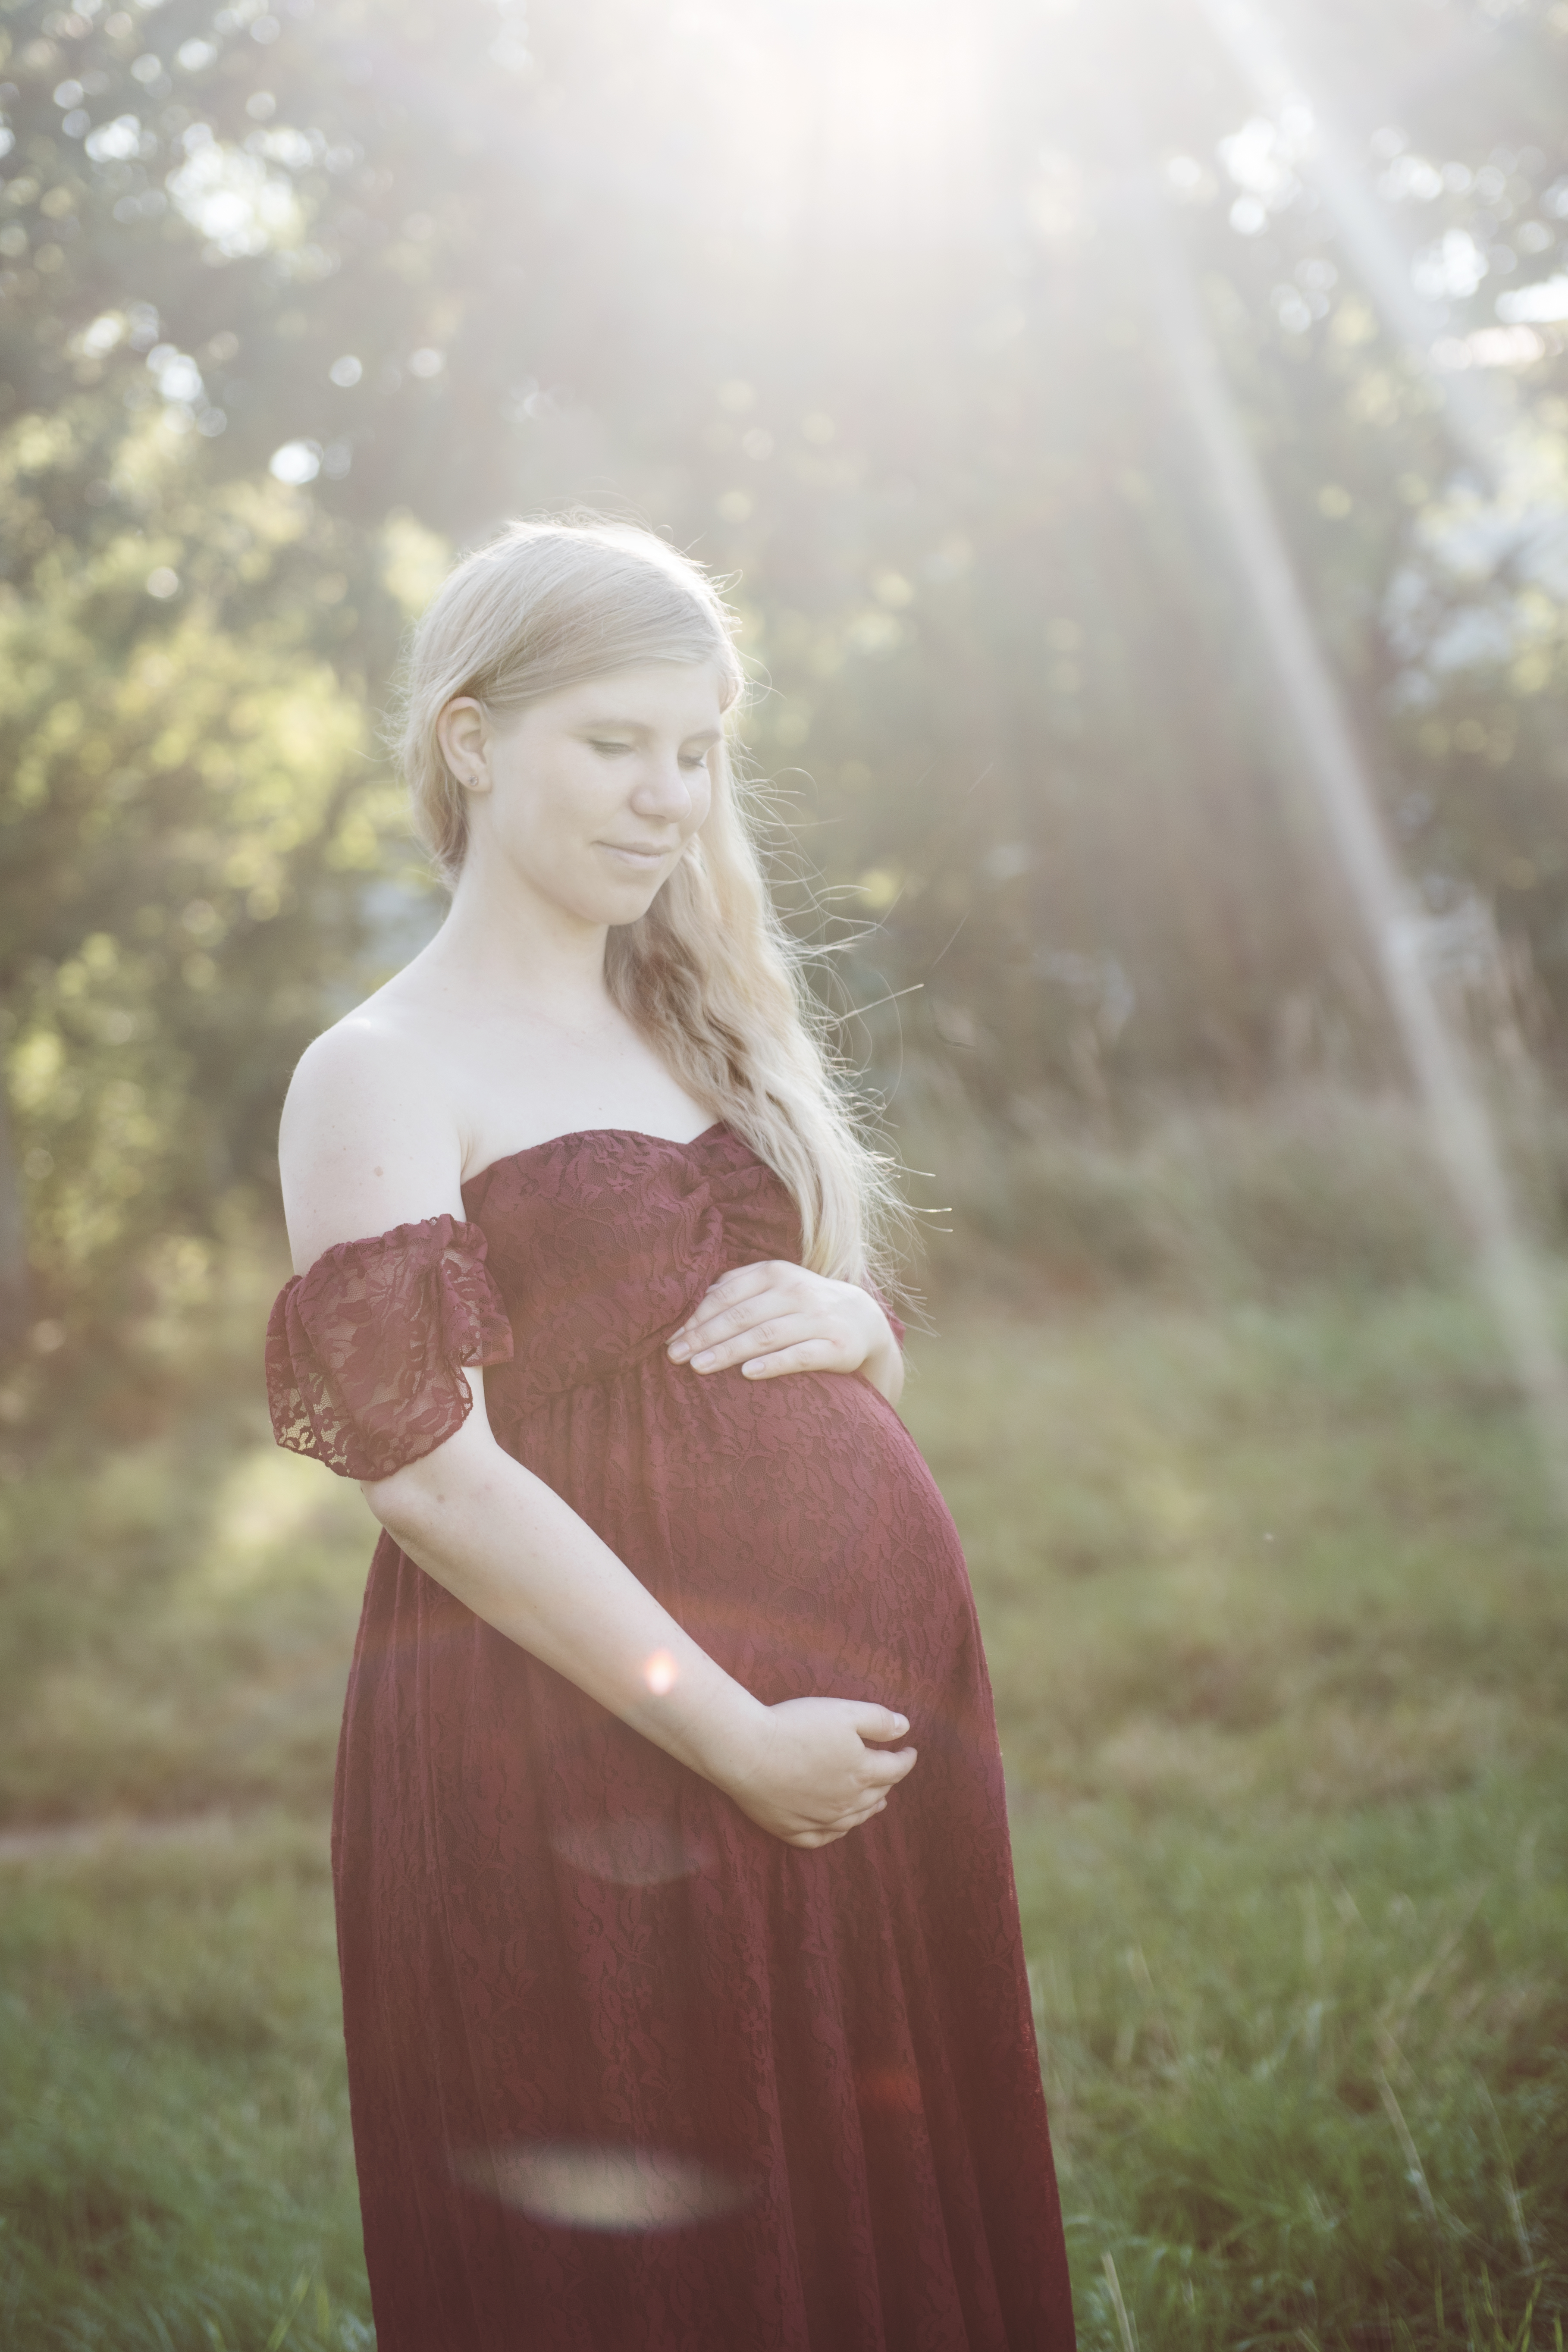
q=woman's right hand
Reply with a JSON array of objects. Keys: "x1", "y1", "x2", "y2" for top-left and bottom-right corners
[{"x1": 721, "y1": 1697, "x2": 918, "y2": 1848}]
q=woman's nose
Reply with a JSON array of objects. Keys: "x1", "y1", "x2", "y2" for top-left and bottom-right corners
[{"x1": 632, "y1": 753, "x2": 702, "y2": 820}]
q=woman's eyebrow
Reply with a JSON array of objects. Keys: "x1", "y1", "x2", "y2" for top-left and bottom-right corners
[{"x1": 580, "y1": 716, "x2": 723, "y2": 745}]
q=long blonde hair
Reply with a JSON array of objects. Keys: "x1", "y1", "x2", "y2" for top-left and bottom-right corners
[{"x1": 394, "y1": 517, "x2": 903, "y2": 1286}]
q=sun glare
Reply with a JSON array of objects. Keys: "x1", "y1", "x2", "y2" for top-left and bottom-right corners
[
  {"x1": 809, "y1": 7, "x2": 993, "y2": 235},
  {"x1": 671, "y1": 0, "x2": 998, "y2": 243}
]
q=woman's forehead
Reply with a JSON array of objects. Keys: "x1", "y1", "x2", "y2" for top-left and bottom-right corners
[{"x1": 555, "y1": 662, "x2": 731, "y2": 726}]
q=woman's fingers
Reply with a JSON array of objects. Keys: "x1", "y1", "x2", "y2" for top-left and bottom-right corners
[
  {"x1": 666, "y1": 1263, "x2": 898, "y2": 1393},
  {"x1": 671, "y1": 1294, "x2": 810, "y2": 1367},
  {"x1": 667, "y1": 1263, "x2": 865, "y2": 1377},
  {"x1": 678, "y1": 1314, "x2": 855, "y2": 1378},
  {"x1": 668, "y1": 1263, "x2": 788, "y2": 1348},
  {"x1": 794, "y1": 1737, "x2": 916, "y2": 1830},
  {"x1": 786, "y1": 1791, "x2": 891, "y2": 1849},
  {"x1": 862, "y1": 1744, "x2": 918, "y2": 1788},
  {"x1": 854, "y1": 1704, "x2": 912, "y2": 1745},
  {"x1": 740, "y1": 1338, "x2": 840, "y2": 1379},
  {"x1": 696, "y1": 1308, "x2": 801, "y2": 1364},
  {"x1": 730, "y1": 1694, "x2": 918, "y2": 1847}
]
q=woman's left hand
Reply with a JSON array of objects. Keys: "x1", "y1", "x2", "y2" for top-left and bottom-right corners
[{"x1": 667, "y1": 1262, "x2": 903, "y2": 1402}]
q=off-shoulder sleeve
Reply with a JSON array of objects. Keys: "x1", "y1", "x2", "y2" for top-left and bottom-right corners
[{"x1": 266, "y1": 1215, "x2": 514, "y2": 1481}]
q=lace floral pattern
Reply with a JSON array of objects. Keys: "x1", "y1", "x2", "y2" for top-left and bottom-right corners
[
  {"x1": 266, "y1": 1214, "x2": 513, "y2": 1481},
  {"x1": 267, "y1": 1127, "x2": 1074, "y2": 2350}
]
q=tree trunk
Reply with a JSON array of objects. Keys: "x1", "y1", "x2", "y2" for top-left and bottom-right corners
[{"x1": 0, "y1": 1070, "x2": 31, "y2": 1361}]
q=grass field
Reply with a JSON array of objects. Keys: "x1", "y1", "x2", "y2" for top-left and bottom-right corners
[{"x1": 1, "y1": 1262, "x2": 1565, "y2": 2348}]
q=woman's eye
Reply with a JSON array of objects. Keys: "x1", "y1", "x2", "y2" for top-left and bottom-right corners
[
  {"x1": 679, "y1": 753, "x2": 710, "y2": 771},
  {"x1": 590, "y1": 740, "x2": 632, "y2": 757}
]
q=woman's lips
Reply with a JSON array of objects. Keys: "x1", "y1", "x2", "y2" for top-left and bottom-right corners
[{"x1": 599, "y1": 841, "x2": 676, "y2": 867}]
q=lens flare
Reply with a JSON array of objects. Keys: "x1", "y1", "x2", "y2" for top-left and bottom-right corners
[
  {"x1": 1135, "y1": 163, "x2": 1568, "y2": 1513},
  {"x1": 549, "y1": 1814, "x2": 716, "y2": 1887},
  {"x1": 856, "y1": 2065, "x2": 925, "y2": 2115},
  {"x1": 642, "y1": 1648, "x2": 678, "y2": 1695},
  {"x1": 452, "y1": 2141, "x2": 752, "y2": 2232}
]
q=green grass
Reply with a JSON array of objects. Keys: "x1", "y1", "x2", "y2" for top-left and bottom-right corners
[
  {"x1": 902, "y1": 1287, "x2": 1568, "y2": 2351},
  {"x1": 2, "y1": 1265, "x2": 1566, "y2": 2346},
  {"x1": 0, "y1": 1817, "x2": 369, "y2": 2352}
]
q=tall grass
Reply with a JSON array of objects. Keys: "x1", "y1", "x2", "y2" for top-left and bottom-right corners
[
  {"x1": 2, "y1": 1092, "x2": 1565, "y2": 2345},
  {"x1": 891, "y1": 1078, "x2": 1568, "y2": 1298},
  {"x1": 900, "y1": 1283, "x2": 1568, "y2": 2349},
  {"x1": 0, "y1": 1819, "x2": 369, "y2": 2352}
]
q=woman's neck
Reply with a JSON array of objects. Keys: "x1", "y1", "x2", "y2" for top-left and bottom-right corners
[{"x1": 415, "y1": 859, "x2": 612, "y2": 1017}]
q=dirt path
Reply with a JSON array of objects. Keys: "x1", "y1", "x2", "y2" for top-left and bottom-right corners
[{"x1": 0, "y1": 1809, "x2": 320, "y2": 1864}]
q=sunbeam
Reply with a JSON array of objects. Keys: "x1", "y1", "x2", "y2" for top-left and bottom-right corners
[
  {"x1": 1194, "y1": 0, "x2": 1524, "y2": 487},
  {"x1": 1125, "y1": 47, "x2": 1568, "y2": 1505}
]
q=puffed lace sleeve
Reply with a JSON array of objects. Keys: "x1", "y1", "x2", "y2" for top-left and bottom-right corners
[{"x1": 265, "y1": 1215, "x2": 514, "y2": 1481}]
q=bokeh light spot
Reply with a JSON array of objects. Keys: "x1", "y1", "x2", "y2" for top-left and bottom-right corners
[
  {"x1": 549, "y1": 1812, "x2": 715, "y2": 1886},
  {"x1": 642, "y1": 1647, "x2": 678, "y2": 1695},
  {"x1": 857, "y1": 2065, "x2": 924, "y2": 2114},
  {"x1": 452, "y1": 2141, "x2": 752, "y2": 2232},
  {"x1": 269, "y1": 440, "x2": 321, "y2": 485}
]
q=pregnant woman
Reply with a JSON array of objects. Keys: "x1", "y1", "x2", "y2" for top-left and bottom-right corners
[{"x1": 267, "y1": 519, "x2": 1075, "y2": 2349}]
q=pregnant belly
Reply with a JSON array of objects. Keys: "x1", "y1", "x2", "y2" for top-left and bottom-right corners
[{"x1": 511, "y1": 1364, "x2": 977, "y2": 1715}]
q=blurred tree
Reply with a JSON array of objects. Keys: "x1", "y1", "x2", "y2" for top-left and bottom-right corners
[
  {"x1": 0, "y1": 0, "x2": 486, "y2": 1348},
  {"x1": 1160, "y1": 0, "x2": 1568, "y2": 1053},
  {"x1": 0, "y1": 395, "x2": 411, "y2": 1346},
  {"x1": 3, "y1": 0, "x2": 1567, "y2": 1352}
]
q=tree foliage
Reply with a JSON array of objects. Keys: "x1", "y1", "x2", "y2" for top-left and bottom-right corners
[{"x1": 2, "y1": 0, "x2": 1567, "y2": 1344}]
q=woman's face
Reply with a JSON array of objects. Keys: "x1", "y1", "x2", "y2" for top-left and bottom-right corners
[{"x1": 442, "y1": 661, "x2": 725, "y2": 931}]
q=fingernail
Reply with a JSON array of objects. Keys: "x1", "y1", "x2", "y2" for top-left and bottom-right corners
[
  {"x1": 692, "y1": 1350, "x2": 716, "y2": 1370},
  {"x1": 667, "y1": 1338, "x2": 690, "y2": 1361},
  {"x1": 892, "y1": 1715, "x2": 908, "y2": 1733}
]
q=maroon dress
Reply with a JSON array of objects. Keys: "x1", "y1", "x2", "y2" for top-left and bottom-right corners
[{"x1": 267, "y1": 1125, "x2": 1075, "y2": 2351}]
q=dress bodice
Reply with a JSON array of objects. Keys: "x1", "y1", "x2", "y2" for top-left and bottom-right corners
[
  {"x1": 266, "y1": 1125, "x2": 802, "y2": 1480},
  {"x1": 462, "y1": 1125, "x2": 800, "y2": 1419}
]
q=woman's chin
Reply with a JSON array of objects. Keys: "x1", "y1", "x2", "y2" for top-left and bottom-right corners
[
  {"x1": 599, "y1": 860, "x2": 679, "y2": 918},
  {"x1": 505, "y1": 862, "x2": 670, "y2": 932},
  {"x1": 579, "y1": 875, "x2": 671, "y2": 930},
  {"x1": 605, "y1": 890, "x2": 665, "y2": 929}
]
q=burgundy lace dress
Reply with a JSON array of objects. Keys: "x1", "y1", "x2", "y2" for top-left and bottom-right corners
[{"x1": 267, "y1": 1125, "x2": 1075, "y2": 2351}]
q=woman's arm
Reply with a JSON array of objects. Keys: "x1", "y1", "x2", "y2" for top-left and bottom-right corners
[
  {"x1": 279, "y1": 1025, "x2": 916, "y2": 1848},
  {"x1": 363, "y1": 1399, "x2": 913, "y2": 1846}
]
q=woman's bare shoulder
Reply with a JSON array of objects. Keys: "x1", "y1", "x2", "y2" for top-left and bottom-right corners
[
  {"x1": 279, "y1": 997, "x2": 467, "y2": 1273},
  {"x1": 282, "y1": 990, "x2": 450, "y2": 1137}
]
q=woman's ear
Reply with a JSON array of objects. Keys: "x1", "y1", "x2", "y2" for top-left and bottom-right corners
[{"x1": 436, "y1": 696, "x2": 491, "y2": 793}]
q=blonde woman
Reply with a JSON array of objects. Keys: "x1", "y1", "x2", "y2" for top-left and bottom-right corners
[{"x1": 267, "y1": 520, "x2": 1075, "y2": 2349}]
